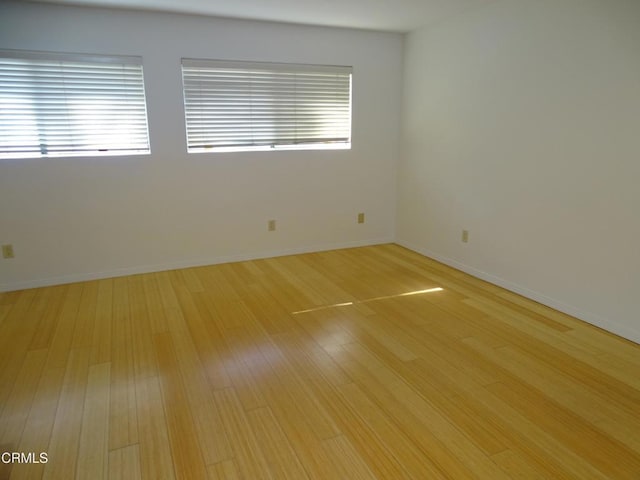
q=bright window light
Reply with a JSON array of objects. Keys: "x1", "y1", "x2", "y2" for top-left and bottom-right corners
[
  {"x1": 0, "y1": 50, "x2": 150, "y2": 159},
  {"x1": 181, "y1": 59, "x2": 352, "y2": 153}
]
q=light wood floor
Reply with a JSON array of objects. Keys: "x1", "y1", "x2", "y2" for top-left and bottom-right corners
[{"x1": 1, "y1": 244, "x2": 639, "y2": 480}]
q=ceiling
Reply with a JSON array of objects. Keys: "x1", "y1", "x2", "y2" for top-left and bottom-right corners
[{"x1": 33, "y1": 0, "x2": 493, "y2": 32}]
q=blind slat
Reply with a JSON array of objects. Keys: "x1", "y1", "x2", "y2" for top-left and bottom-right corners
[
  {"x1": 181, "y1": 59, "x2": 352, "y2": 152},
  {"x1": 0, "y1": 49, "x2": 150, "y2": 158}
]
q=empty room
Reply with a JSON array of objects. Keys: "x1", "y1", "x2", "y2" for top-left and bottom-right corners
[{"x1": 1, "y1": 0, "x2": 639, "y2": 478}]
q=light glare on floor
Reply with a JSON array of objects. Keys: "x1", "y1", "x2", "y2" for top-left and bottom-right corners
[{"x1": 292, "y1": 287, "x2": 443, "y2": 315}]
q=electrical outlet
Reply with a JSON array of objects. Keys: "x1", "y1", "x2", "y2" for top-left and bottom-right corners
[
  {"x1": 462, "y1": 230, "x2": 469, "y2": 243},
  {"x1": 357, "y1": 213, "x2": 365, "y2": 224},
  {"x1": 268, "y1": 220, "x2": 276, "y2": 232},
  {"x1": 2, "y1": 244, "x2": 15, "y2": 259}
]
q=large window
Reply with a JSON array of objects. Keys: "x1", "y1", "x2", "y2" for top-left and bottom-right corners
[
  {"x1": 0, "y1": 50, "x2": 150, "y2": 159},
  {"x1": 181, "y1": 59, "x2": 352, "y2": 153}
]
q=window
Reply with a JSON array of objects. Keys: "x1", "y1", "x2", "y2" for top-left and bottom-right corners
[
  {"x1": 181, "y1": 59, "x2": 352, "y2": 153},
  {"x1": 0, "y1": 50, "x2": 150, "y2": 159}
]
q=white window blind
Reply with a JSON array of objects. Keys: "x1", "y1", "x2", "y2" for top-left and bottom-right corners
[
  {"x1": 0, "y1": 50, "x2": 150, "y2": 158},
  {"x1": 181, "y1": 59, "x2": 352, "y2": 152}
]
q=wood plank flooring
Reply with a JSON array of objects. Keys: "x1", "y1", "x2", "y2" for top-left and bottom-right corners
[{"x1": 1, "y1": 244, "x2": 639, "y2": 479}]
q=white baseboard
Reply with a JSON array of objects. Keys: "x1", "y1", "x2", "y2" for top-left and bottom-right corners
[
  {"x1": 397, "y1": 240, "x2": 640, "y2": 345},
  {"x1": 0, "y1": 236, "x2": 394, "y2": 293}
]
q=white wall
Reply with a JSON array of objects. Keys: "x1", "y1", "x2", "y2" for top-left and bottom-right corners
[
  {"x1": 398, "y1": 0, "x2": 640, "y2": 343},
  {"x1": 0, "y1": 1, "x2": 403, "y2": 291}
]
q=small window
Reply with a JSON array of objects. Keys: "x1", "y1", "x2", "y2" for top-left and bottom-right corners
[
  {"x1": 181, "y1": 59, "x2": 352, "y2": 153},
  {"x1": 0, "y1": 50, "x2": 150, "y2": 159}
]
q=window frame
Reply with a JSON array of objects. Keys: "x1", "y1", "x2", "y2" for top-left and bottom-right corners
[
  {"x1": 0, "y1": 49, "x2": 151, "y2": 159},
  {"x1": 181, "y1": 58, "x2": 353, "y2": 154}
]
